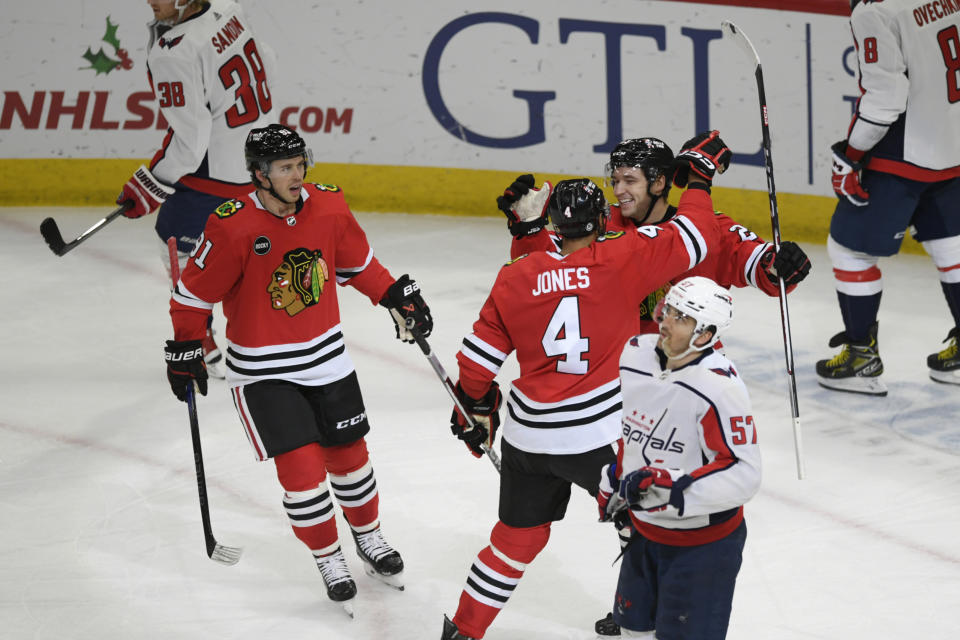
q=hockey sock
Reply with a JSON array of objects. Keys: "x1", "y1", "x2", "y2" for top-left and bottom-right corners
[
  {"x1": 941, "y1": 281, "x2": 960, "y2": 329},
  {"x1": 274, "y1": 444, "x2": 339, "y2": 552},
  {"x1": 921, "y1": 236, "x2": 960, "y2": 329},
  {"x1": 836, "y1": 289, "x2": 882, "y2": 342},
  {"x1": 453, "y1": 521, "x2": 551, "y2": 639},
  {"x1": 326, "y1": 439, "x2": 380, "y2": 532}
]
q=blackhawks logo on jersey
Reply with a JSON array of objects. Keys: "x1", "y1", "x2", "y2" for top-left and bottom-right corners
[
  {"x1": 639, "y1": 282, "x2": 672, "y2": 321},
  {"x1": 267, "y1": 248, "x2": 330, "y2": 317},
  {"x1": 215, "y1": 199, "x2": 244, "y2": 218}
]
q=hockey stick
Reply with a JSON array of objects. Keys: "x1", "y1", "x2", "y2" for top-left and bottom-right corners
[
  {"x1": 721, "y1": 21, "x2": 805, "y2": 479},
  {"x1": 167, "y1": 237, "x2": 243, "y2": 565},
  {"x1": 40, "y1": 201, "x2": 133, "y2": 256},
  {"x1": 404, "y1": 320, "x2": 502, "y2": 473}
]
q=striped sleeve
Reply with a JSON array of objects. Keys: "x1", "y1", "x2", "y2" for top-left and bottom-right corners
[{"x1": 667, "y1": 214, "x2": 709, "y2": 271}]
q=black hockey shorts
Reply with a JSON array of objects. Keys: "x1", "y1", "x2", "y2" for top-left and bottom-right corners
[
  {"x1": 231, "y1": 372, "x2": 370, "y2": 461},
  {"x1": 498, "y1": 439, "x2": 616, "y2": 528}
]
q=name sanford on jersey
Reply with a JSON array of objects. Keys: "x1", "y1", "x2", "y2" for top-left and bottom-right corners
[
  {"x1": 531, "y1": 266, "x2": 590, "y2": 296},
  {"x1": 212, "y1": 16, "x2": 246, "y2": 54}
]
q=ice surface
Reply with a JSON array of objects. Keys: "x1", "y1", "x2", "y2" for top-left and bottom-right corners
[{"x1": 1, "y1": 207, "x2": 958, "y2": 639}]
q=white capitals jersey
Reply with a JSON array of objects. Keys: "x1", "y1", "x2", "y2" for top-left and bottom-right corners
[
  {"x1": 847, "y1": 0, "x2": 960, "y2": 177},
  {"x1": 146, "y1": 0, "x2": 276, "y2": 196},
  {"x1": 616, "y1": 334, "x2": 762, "y2": 546}
]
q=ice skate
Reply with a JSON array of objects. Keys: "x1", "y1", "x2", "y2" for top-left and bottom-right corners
[
  {"x1": 815, "y1": 322, "x2": 887, "y2": 396},
  {"x1": 202, "y1": 326, "x2": 225, "y2": 379},
  {"x1": 595, "y1": 611, "x2": 621, "y2": 636},
  {"x1": 441, "y1": 614, "x2": 475, "y2": 639},
  {"x1": 352, "y1": 526, "x2": 404, "y2": 590},
  {"x1": 928, "y1": 327, "x2": 960, "y2": 385},
  {"x1": 314, "y1": 548, "x2": 357, "y2": 617}
]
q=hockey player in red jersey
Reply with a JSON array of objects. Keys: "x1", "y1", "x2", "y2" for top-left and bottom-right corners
[
  {"x1": 498, "y1": 133, "x2": 811, "y2": 335},
  {"x1": 118, "y1": 0, "x2": 278, "y2": 376},
  {"x1": 598, "y1": 276, "x2": 761, "y2": 639},
  {"x1": 163, "y1": 124, "x2": 433, "y2": 616},
  {"x1": 439, "y1": 135, "x2": 732, "y2": 640},
  {"x1": 818, "y1": 0, "x2": 960, "y2": 394}
]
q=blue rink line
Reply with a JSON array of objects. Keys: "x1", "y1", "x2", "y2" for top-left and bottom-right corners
[{"x1": 726, "y1": 337, "x2": 960, "y2": 457}]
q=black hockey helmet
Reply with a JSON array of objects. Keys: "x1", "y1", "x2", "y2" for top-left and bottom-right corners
[
  {"x1": 605, "y1": 137, "x2": 675, "y2": 200},
  {"x1": 245, "y1": 124, "x2": 313, "y2": 177},
  {"x1": 547, "y1": 178, "x2": 609, "y2": 239}
]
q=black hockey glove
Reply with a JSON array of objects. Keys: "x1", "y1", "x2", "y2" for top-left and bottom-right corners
[
  {"x1": 164, "y1": 339, "x2": 208, "y2": 402},
  {"x1": 673, "y1": 130, "x2": 733, "y2": 188},
  {"x1": 380, "y1": 274, "x2": 433, "y2": 344},
  {"x1": 496, "y1": 174, "x2": 552, "y2": 238},
  {"x1": 450, "y1": 381, "x2": 502, "y2": 458},
  {"x1": 759, "y1": 241, "x2": 811, "y2": 286}
]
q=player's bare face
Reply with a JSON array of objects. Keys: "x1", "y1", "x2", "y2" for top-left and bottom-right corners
[
  {"x1": 266, "y1": 157, "x2": 307, "y2": 203},
  {"x1": 609, "y1": 167, "x2": 654, "y2": 221},
  {"x1": 147, "y1": 0, "x2": 178, "y2": 23},
  {"x1": 657, "y1": 305, "x2": 697, "y2": 358}
]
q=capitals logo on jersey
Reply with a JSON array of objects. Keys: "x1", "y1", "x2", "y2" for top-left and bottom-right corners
[{"x1": 267, "y1": 248, "x2": 330, "y2": 317}]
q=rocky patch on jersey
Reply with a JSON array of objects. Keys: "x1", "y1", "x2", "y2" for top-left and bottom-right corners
[
  {"x1": 215, "y1": 199, "x2": 244, "y2": 218},
  {"x1": 267, "y1": 248, "x2": 330, "y2": 317}
]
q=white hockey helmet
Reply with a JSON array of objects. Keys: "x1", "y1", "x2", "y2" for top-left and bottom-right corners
[{"x1": 658, "y1": 276, "x2": 733, "y2": 353}]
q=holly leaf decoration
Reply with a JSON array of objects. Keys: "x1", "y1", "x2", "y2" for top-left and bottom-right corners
[
  {"x1": 102, "y1": 16, "x2": 121, "y2": 52},
  {"x1": 82, "y1": 47, "x2": 120, "y2": 75}
]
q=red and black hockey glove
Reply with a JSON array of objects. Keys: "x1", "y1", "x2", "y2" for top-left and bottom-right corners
[
  {"x1": 673, "y1": 130, "x2": 733, "y2": 188},
  {"x1": 759, "y1": 241, "x2": 811, "y2": 286},
  {"x1": 449, "y1": 381, "x2": 502, "y2": 458},
  {"x1": 619, "y1": 466, "x2": 689, "y2": 515},
  {"x1": 380, "y1": 274, "x2": 433, "y2": 344},
  {"x1": 496, "y1": 174, "x2": 552, "y2": 238},
  {"x1": 164, "y1": 339, "x2": 208, "y2": 402},
  {"x1": 831, "y1": 140, "x2": 869, "y2": 206},
  {"x1": 118, "y1": 165, "x2": 174, "y2": 218},
  {"x1": 597, "y1": 462, "x2": 623, "y2": 522}
]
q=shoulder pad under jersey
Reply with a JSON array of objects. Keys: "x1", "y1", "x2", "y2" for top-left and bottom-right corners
[
  {"x1": 214, "y1": 199, "x2": 245, "y2": 219},
  {"x1": 310, "y1": 183, "x2": 342, "y2": 193}
]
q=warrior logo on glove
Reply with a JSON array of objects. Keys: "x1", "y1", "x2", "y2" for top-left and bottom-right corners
[{"x1": 267, "y1": 247, "x2": 329, "y2": 316}]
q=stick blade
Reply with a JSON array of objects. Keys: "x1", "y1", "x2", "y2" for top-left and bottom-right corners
[
  {"x1": 721, "y1": 20, "x2": 761, "y2": 65},
  {"x1": 209, "y1": 542, "x2": 243, "y2": 566},
  {"x1": 39, "y1": 217, "x2": 67, "y2": 256}
]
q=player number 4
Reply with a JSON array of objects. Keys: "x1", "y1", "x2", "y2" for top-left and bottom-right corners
[
  {"x1": 730, "y1": 415, "x2": 757, "y2": 445},
  {"x1": 542, "y1": 296, "x2": 589, "y2": 375}
]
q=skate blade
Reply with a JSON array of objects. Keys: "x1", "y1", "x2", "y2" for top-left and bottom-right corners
[
  {"x1": 930, "y1": 369, "x2": 960, "y2": 385},
  {"x1": 363, "y1": 563, "x2": 404, "y2": 590},
  {"x1": 817, "y1": 375, "x2": 887, "y2": 396}
]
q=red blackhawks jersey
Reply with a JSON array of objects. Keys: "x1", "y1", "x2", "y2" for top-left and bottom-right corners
[
  {"x1": 458, "y1": 188, "x2": 718, "y2": 455},
  {"x1": 146, "y1": 0, "x2": 276, "y2": 198},
  {"x1": 512, "y1": 202, "x2": 780, "y2": 334},
  {"x1": 616, "y1": 334, "x2": 762, "y2": 546},
  {"x1": 170, "y1": 184, "x2": 395, "y2": 387}
]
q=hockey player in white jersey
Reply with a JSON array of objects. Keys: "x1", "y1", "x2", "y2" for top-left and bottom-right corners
[
  {"x1": 597, "y1": 276, "x2": 761, "y2": 639},
  {"x1": 819, "y1": 0, "x2": 960, "y2": 393},
  {"x1": 117, "y1": 0, "x2": 276, "y2": 374}
]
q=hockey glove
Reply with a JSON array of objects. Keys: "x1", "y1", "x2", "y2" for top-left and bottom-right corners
[
  {"x1": 118, "y1": 165, "x2": 174, "y2": 218},
  {"x1": 597, "y1": 462, "x2": 627, "y2": 522},
  {"x1": 831, "y1": 140, "x2": 869, "y2": 206},
  {"x1": 380, "y1": 274, "x2": 433, "y2": 344},
  {"x1": 759, "y1": 241, "x2": 811, "y2": 286},
  {"x1": 619, "y1": 466, "x2": 688, "y2": 515},
  {"x1": 496, "y1": 174, "x2": 553, "y2": 238},
  {"x1": 164, "y1": 339, "x2": 208, "y2": 402},
  {"x1": 673, "y1": 130, "x2": 732, "y2": 188},
  {"x1": 449, "y1": 381, "x2": 502, "y2": 458}
]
